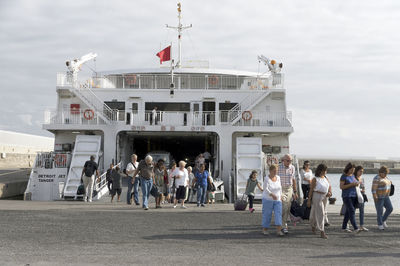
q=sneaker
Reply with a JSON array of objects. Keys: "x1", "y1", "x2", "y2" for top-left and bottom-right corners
[
  {"x1": 135, "y1": 202, "x2": 140, "y2": 206},
  {"x1": 360, "y1": 226, "x2": 369, "y2": 232},
  {"x1": 181, "y1": 206, "x2": 187, "y2": 209},
  {"x1": 83, "y1": 198, "x2": 87, "y2": 202},
  {"x1": 342, "y1": 228, "x2": 352, "y2": 233},
  {"x1": 277, "y1": 231, "x2": 284, "y2": 236},
  {"x1": 282, "y1": 228, "x2": 288, "y2": 235},
  {"x1": 262, "y1": 229, "x2": 268, "y2": 235},
  {"x1": 354, "y1": 229, "x2": 362, "y2": 234},
  {"x1": 383, "y1": 221, "x2": 388, "y2": 228},
  {"x1": 201, "y1": 204, "x2": 205, "y2": 207},
  {"x1": 88, "y1": 199, "x2": 92, "y2": 203},
  {"x1": 173, "y1": 205, "x2": 177, "y2": 208},
  {"x1": 378, "y1": 225, "x2": 385, "y2": 230},
  {"x1": 197, "y1": 203, "x2": 200, "y2": 207},
  {"x1": 144, "y1": 207, "x2": 149, "y2": 210}
]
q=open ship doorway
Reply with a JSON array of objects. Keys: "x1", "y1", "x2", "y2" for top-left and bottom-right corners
[{"x1": 117, "y1": 131, "x2": 219, "y2": 178}]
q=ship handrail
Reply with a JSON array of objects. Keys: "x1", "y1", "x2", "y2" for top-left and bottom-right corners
[{"x1": 56, "y1": 72, "x2": 285, "y2": 90}]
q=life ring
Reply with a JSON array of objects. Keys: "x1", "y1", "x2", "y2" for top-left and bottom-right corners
[
  {"x1": 208, "y1": 75, "x2": 219, "y2": 86},
  {"x1": 242, "y1": 111, "x2": 252, "y2": 121},
  {"x1": 83, "y1": 109, "x2": 95, "y2": 120},
  {"x1": 54, "y1": 154, "x2": 67, "y2": 167}
]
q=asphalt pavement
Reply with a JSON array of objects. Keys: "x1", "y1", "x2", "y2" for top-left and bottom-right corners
[{"x1": 0, "y1": 199, "x2": 399, "y2": 266}]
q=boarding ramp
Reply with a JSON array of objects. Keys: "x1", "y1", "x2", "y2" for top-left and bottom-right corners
[
  {"x1": 236, "y1": 137, "x2": 263, "y2": 200},
  {"x1": 63, "y1": 135, "x2": 102, "y2": 199}
]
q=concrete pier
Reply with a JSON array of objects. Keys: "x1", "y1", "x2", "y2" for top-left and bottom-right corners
[{"x1": 0, "y1": 200, "x2": 398, "y2": 265}]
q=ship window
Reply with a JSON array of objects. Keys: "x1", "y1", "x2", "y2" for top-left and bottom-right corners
[
  {"x1": 202, "y1": 101, "x2": 215, "y2": 111},
  {"x1": 145, "y1": 102, "x2": 190, "y2": 112},
  {"x1": 219, "y1": 103, "x2": 237, "y2": 111},
  {"x1": 132, "y1": 103, "x2": 138, "y2": 114},
  {"x1": 105, "y1": 101, "x2": 125, "y2": 121}
]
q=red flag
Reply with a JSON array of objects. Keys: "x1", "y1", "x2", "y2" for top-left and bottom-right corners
[{"x1": 156, "y1": 45, "x2": 171, "y2": 64}]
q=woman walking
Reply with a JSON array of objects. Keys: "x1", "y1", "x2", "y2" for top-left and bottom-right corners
[
  {"x1": 340, "y1": 162, "x2": 360, "y2": 233},
  {"x1": 245, "y1": 170, "x2": 263, "y2": 213},
  {"x1": 186, "y1": 166, "x2": 195, "y2": 202},
  {"x1": 372, "y1": 166, "x2": 393, "y2": 230},
  {"x1": 262, "y1": 164, "x2": 283, "y2": 236},
  {"x1": 354, "y1": 166, "x2": 368, "y2": 231},
  {"x1": 168, "y1": 162, "x2": 177, "y2": 203},
  {"x1": 154, "y1": 159, "x2": 167, "y2": 208},
  {"x1": 300, "y1": 161, "x2": 313, "y2": 200},
  {"x1": 194, "y1": 164, "x2": 209, "y2": 207},
  {"x1": 172, "y1": 161, "x2": 189, "y2": 209},
  {"x1": 307, "y1": 164, "x2": 331, "y2": 239}
]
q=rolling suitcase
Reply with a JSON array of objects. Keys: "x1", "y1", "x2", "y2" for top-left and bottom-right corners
[{"x1": 234, "y1": 194, "x2": 248, "y2": 211}]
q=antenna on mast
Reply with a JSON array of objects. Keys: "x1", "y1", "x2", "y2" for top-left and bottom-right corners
[{"x1": 166, "y1": 2, "x2": 192, "y2": 68}]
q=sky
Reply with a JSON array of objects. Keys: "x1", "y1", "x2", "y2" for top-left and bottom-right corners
[{"x1": 0, "y1": 0, "x2": 399, "y2": 159}]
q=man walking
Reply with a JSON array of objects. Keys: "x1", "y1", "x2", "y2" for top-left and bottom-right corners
[
  {"x1": 131, "y1": 155, "x2": 155, "y2": 210},
  {"x1": 126, "y1": 154, "x2": 139, "y2": 205},
  {"x1": 81, "y1": 155, "x2": 99, "y2": 202},
  {"x1": 278, "y1": 154, "x2": 298, "y2": 234}
]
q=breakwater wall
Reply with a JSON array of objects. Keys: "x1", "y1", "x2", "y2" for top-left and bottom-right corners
[{"x1": 298, "y1": 158, "x2": 400, "y2": 174}]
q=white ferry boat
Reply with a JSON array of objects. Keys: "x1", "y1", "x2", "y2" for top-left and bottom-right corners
[{"x1": 24, "y1": 3, "x2": 294, "y2": 202}]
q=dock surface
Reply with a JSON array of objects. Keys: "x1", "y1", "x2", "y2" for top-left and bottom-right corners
[{"x1": 0, "y1": 200, "x2": 399, "y2": 265}]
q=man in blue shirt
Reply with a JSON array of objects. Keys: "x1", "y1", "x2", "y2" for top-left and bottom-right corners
[{"x1": 194, "y1": 163, "x2": 208, "y2": 207}]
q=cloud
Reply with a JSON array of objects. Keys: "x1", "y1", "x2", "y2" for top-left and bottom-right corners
[
  {"x1": 0, "y1": 0, "x2": 399, "y2": 157},
  {"x1": 17, "y1": 114, "x2": 33, "y2": 126}
]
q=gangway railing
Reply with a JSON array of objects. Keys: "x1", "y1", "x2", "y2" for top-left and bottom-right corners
[{"x1": 72, "y1": 86, "x2": 117, "y2": 124}]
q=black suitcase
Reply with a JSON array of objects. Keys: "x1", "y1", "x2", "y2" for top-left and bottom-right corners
[{"x1": 234, "y1": 194, "x2": 248, "y2": 211}]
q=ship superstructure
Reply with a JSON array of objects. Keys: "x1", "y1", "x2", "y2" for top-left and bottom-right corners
[{"x1": 25, "y1": 3, "x2": 294, "y2": 202}]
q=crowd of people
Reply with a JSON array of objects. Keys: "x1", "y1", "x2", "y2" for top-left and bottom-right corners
[
  {"x1": 80, "y1": 153, "x2": 395, "y2": 239},
  {"x1": 248, "y1": 154, "x2": 394, "y2": 238},
  {"x1": 93, "y1": 153, "x2": 217, "y2": 210}
]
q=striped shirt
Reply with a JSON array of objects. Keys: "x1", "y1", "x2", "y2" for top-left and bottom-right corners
[
  {"x1": 278, "y1": 163, "x2": 295, "y2": 187},
  {"x1": 371, "y1": 175, "x2": 391, "y2": 199}
]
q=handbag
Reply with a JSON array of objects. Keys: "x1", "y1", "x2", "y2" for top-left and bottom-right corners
[
  {"x1": 340, "y1": 204, "x2": 346, "y2": 216},
  {"x1": 77, "y1": 184, "x2": 85, "y2": 195},
  {"x1": 355, "y1": 186, "x2": 364, "y2": 204},
  {"x1": 362, "y1": 193, "x2": 368, "y2": 202},
  {"x1": 390, "y1": 183, "x2": 395, "y2": 196},
  {"x1": 150, "y1": 185, "x2": 159, "y2": 198}
]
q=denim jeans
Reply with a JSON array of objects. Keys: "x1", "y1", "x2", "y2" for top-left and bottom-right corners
[
  {"x1": 126, "y1": 177, "x2": 140, "y2": 204},
  {"x1": 126, "y1": 177, "x2": 134, "y2": 204},
  {"x1": 358, "y1": 202, "x2": 365, "y2": 226},
  {"x1": 342, "y1": 197, "x2": 358, "y2": 230},
  {"x1": 140, "y1": 177, "x2": 153, "y2": 208},
  {"x1": 262, "y1": 198, "x2": 282, "y2": 228},
  {"x1": 197, "y1": 184, "x2": 207, "y2": 204},
  {"x1": 248, "y1": 195, "x2": 255, "y2": 209},
  {"x1": 374, "y1": 196, "x2": 393, "y2": 226}
]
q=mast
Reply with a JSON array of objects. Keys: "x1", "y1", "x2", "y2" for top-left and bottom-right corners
[{"x1": 166, "y1": 2, "x2": 192, "y2": 68}]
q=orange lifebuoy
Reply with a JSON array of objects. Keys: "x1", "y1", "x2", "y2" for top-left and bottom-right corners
[
  {"x1": 83, "y1": 109, "x2": 95, "y2": 120},
  {"x1": 54, "y1": 154, "x2": 67, "y2": 167},
  {"x1": 242, "y1": 111, "x2": 252, "y2": 121},
  {"x1": 208, "y1": 75, "x2": 219, "y2": 86}
]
